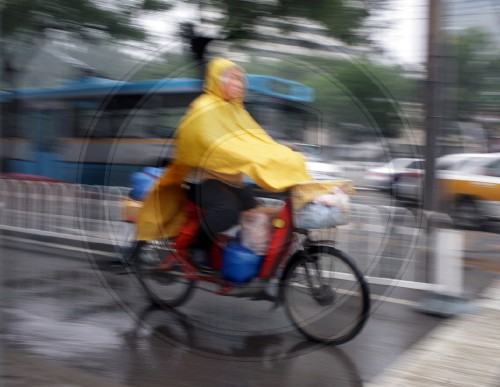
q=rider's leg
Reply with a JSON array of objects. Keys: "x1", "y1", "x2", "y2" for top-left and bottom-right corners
[
  {"x1": 227, "y1": 183, "x2": 258, "y2": 211},
  {"x1": 188, "y1": 180, "x2": 241, "y2": 269}
]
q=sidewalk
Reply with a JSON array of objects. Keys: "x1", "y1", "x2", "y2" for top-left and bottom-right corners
[{"x1": 368, "y1": 278, "x2": 500, "y2": 386}]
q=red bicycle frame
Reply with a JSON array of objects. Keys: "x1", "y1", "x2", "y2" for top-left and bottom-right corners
[{"x1": 158, "y1": 198, "x2": 296, "y2": 294}]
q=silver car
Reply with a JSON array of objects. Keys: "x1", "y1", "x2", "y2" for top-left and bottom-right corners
[{"x1": 365, "y1": 158, "x2": 423, "y2": 193}]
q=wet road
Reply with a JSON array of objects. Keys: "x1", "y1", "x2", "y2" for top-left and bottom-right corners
[{"x1": 2, "y1": 237, "x2": 498, "y2": 387}]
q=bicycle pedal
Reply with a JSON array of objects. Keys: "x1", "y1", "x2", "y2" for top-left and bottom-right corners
[
  {"x1": 196, "y1": 268, "x2": 220, "y2": 277},
  {"x1": 251, "y1": 290, "x2": 278, "y2": 303},
  {"x1": 114, "y1": 270, "x2": 135, "y2": 275}
]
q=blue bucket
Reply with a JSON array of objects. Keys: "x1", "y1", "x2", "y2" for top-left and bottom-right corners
[{"x1": 222, "y1": 240, "x2": 263, "y2": 284}]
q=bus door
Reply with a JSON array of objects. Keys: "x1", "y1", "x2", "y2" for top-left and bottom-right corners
[{"x1": 31, "y1": 109, "x2": 60, "y2": 180}]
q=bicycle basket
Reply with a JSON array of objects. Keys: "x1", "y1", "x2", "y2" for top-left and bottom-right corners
[{"x1": 291, "y1": 180, "x2": 354, "y2": 229}]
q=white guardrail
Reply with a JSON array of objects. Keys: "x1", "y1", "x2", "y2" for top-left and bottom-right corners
[
  {"x1": 0, "y1": 179, "x2": 134, "y2": 247},
  {"x1": 0, "y1": 179, "x2": 462, "y2": 295}
]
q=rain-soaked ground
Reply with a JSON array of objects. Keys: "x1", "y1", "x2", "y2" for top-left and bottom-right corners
[{"x1": 1, "y1": 239, "x2": 498, "y2": 386}]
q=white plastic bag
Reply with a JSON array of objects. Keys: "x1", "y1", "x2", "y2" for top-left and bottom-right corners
[
  {"x1": 294, "y1": 203, "x2": 346, "y2": 229},
  {"x1": 312, "y1": 186, "x2": 350, "y2": 211},
  {"x1": 240, "y1": 211, "x2": 270, "y2": 255},
  {"x1": 293, "y1": 185, "x2": 350, "y2": 229}
]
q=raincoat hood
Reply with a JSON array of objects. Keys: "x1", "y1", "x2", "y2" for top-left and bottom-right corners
[
  {"x1": 136, "y1": 58, "x2": 312, "y2": 240},
  {"x1": 202, "y1": 57, "x2": 243, "y2": 103}
]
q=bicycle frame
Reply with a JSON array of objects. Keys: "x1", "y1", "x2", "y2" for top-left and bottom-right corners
[{"x1": 157, "y1": 197, "x2": 297, "y2": 295}]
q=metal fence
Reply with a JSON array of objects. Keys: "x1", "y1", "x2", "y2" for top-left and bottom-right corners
[
  {"x1": 0, "y1": 179, "x2": 134, "y2": 247},
  {"x1": 0, "y1": 179, "x2": 460, "y2": 294}
]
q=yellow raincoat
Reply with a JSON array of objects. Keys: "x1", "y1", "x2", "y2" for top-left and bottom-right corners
[{"x1": 136, "y1": 58, "x2": 312, "y2": 240}]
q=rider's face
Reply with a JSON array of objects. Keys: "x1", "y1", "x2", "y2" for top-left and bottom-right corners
[{"x1": 221, "y1": 67, "x2": 245, "y2": 101}]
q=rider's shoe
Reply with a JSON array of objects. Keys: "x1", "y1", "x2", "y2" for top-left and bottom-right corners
[
  {"x1": 251, "y1": 289, "x2": 279, "y2": 302},
  {"x1": 223, "y1": 278, "x2": 272, "y2": 298},
  {"x1": 189, "y1": 247, "x2": 214, "y2": 274}
]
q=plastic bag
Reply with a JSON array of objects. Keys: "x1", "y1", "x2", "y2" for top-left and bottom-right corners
[
  {"x1": 222, "y1": 240, "x2": 263, "y2": 283},
  {"x1": 294, "y1": 202, "x2": 346, "y2": 229},
  {"x1": 291, "y1": 180, "x2": 354, "y2": 210},
  {"x1": 129, "y1": 167, "x2": 164, "y2": 201},
  {"x1": 240, "y1": 211, "x2": 271, "y2": 255},
  {"x1": 312, "y1": 186, "x2": 350, "y2": 211},
  {"x1": 294, "y1": 185, "x2": 349, "y2": 229}
]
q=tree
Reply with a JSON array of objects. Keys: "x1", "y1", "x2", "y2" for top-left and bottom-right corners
[
  {"x1": 179, "y1": 0, "x2": 387, "y2": 68},
  {"x1": 230, "y1": 54, "x2": 416, "y2": 141},
  {"x1": 1, "y1": 0, "x2": 388, "y2": 86},
  {"x1": 334, "y1": 61, "x2": 415, "y2": 140},
  {"x1": 1, "y1": 0, "x2": 173, "y2": 87},
  {"x1": 448, "y1": 28, "x2": 494, "y2": 120}
]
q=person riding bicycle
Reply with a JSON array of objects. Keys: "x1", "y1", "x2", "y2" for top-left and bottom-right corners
[{"x1": 136, "y1": 57, "x2": 312, "y2": 270}]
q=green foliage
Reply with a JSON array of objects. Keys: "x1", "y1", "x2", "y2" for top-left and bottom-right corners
[
  {"x1": 242, "y1": 55, "x2": 416, "y2": 142},
  {"x1": 448, "y1": 28, "x2": 497, "y2": 119},
  {"x1": 273, "y1": 0, "x2": 369, "y2": 44},
  {"x1": 2, "y1": 0, "x2": 412, "y2": 143},
  {"x1": 132, "y1": 52, "x2": 416, "y2": 142},
  {"x1": 1, "y1": 0, "x2": 172, "y2": 40},
  {"x1": 132, "y1": 53, "x2": 201, "y2": 79},
  {"x1": 184, "y1": 0, "x2": 386, "y2": 44},
  {"x1": 333, "y1": 61, "x2": 414, "y2": 139},
  {"x1": 142, "y1": 0, "x2": 173, "y2": 11}
]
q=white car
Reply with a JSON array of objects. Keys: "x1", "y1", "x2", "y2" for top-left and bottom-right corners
[{"x1": 365, "y1": 158, "x2": 422, "y2": 193}]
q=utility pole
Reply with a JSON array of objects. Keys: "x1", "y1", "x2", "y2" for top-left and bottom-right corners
[
  {"x1": 418, "y1": 0, "x2": 470, "y2": 317},
  {"x1": 423, "y1": 0, "x2": 442, "y2": 212}
]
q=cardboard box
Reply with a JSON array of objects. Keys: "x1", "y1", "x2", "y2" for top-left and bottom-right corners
[{"x1": 122, "y1": 198, "x2": 143, "y2": 223}]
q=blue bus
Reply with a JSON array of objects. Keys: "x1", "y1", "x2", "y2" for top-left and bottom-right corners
[{"x1": 1, "y1": 74, "x2": 318, "y2": 186}]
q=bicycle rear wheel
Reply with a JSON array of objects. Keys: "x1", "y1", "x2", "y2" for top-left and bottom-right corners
[
  {"x1": 129, "y1": 240, "x2": 195, "y2": 308},
  {"x1": 283, "y1": 245, "x2": 370, "y2": 344}
]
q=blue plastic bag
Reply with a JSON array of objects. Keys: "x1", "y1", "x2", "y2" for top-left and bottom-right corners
[
  {"x1": 222, "y1": 240, "x2": 263, "y2": 284},
  {"x1": 129, "y1": 167, "x2": 164, "y2": 201}
]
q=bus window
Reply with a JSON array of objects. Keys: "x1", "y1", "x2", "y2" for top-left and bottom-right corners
[
  {"x1": 120, "y1": 110, "x2": 155, "y2": 138},
  {"x1": 77, "y1": 108, "x2": 118, "y2": 138},
  {"x1": 1, "y1": 101, "x2": 19, "y2": 138},
  {"x1": 247, "y1": 103, "x2": 315, "y2": 143},
  {"x1": 20, "y1": 108, "x2": 37, "y2": 139},
  {"x1": 114, "y1": 106, "x2": 186, "y2": 139},
  {"x1": 155, "y1": 107, "x2": 187, "y2": 138}
]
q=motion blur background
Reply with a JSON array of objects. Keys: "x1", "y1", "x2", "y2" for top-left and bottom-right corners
[
  {"x1": 2, "y1": 0, "x2": 499, "y2": 157},
  {"x1": 1, "y1": 1, "x2": 500, "y2": 386}
]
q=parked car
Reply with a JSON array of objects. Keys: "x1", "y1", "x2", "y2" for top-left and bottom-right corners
[
  {"x1": 439, "y1": 153, "x2": 500, "y2": 229},
  {"x1": 364, "y1": 158, "x2": 422, "y2": 193}
]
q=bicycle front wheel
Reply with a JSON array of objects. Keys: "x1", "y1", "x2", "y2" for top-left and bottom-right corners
[
  {"x1": 283, "y1": 245, "x2": 370, "y2": 344},
  {"x1": 129, "y1": 240, "x2": 195, "y2": 308}
]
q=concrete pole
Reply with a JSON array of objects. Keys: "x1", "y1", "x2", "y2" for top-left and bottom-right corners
[{"x1": 423, "y1": 0, "x2": 442, "y2": 213}]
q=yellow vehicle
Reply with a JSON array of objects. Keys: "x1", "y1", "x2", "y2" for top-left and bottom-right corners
[{"x1": 438, "y1": 153, "x2": 500, "y2": 228}]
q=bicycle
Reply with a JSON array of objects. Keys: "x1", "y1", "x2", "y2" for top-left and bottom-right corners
[{"x1": 125, "y1": 187, "x2": 370, "y2": 345}]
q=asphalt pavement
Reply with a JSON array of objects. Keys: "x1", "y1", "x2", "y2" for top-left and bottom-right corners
[
  {"x1": 2, "y1": 276, "x2": 499, "y2": 386},
  {"x1": 1, "y1": 228, "x2": 499, "y2": 386}
]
